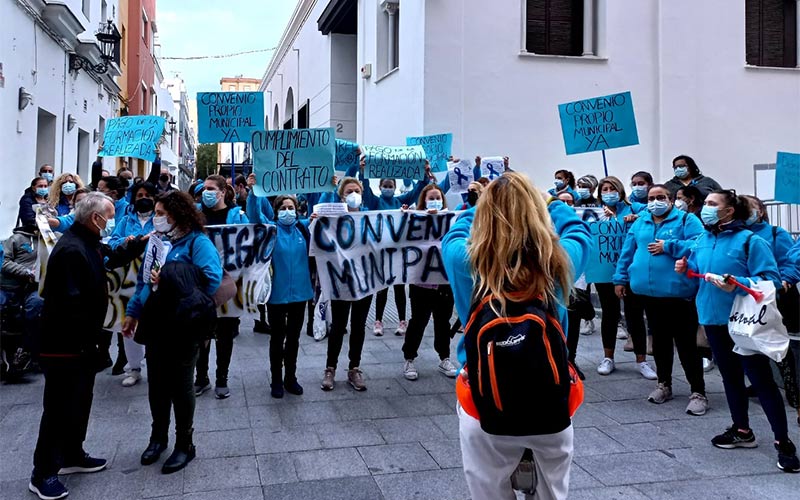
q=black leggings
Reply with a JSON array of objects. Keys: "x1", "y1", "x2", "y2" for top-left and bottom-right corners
[
  {"x1": 196, "y1": 317, "x2": 238, "y2": 386},
  {"x1": 402, "y1": 285, "x2": 454, "y2": 361},
  {"x1": 267, "y1": 302, "x2": 306, "y2": 383},
  {"x1": 327, "y1": 295, "x2": 373, "y2": 370},
  {"x1": 375, "y1": 285, "x2": 407, "y2": 322},
  {"x1": 147, "y1": 340, "x2": 200, "y2": 444},
  {"x1": 595, "y1": 283, "x2": 647, "y2": 356}
]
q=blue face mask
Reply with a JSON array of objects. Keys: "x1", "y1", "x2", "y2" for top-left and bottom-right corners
[
  {"x1": 427, "y1": 199, "x2": 443, "y2": 211},
  {"x1": 202, "y1": 190, "x2": 219, "y2": 208},
  {"x1": 381, "y1": 187, "x2": 395, "y2": 198},
  {"x1": 97, "y1": 214, "x2": 115, "y2": 238},
  {"x1": 42, "y1": 173, "x2": 54, "y2": 182},
  {"x1": 745, "y1": 210, "x2": 759, "y2": 226},
  {"x1": 61, "y1": 182, "x2": 76, "y2": 196},
  {"x1": 647, "y1": 200, "x2": 670, "y2": 217},
  {"x1": 576, "y1": 188, "x2": 591, "y2": 200},
  {"x1": 631, "y1": 186, "x2": 647, "y2": 200},
  {"x1": 674, "y1": 166, "x2": 689, "y2": 179},
  {"x1": 36, "y1": 187, "x2": 49, "y2": 198},
  {"x1": 554, "y1": 179, "x2": 565, "y2": 189},
  {"x1": 601, "y1": 192, "x2": 620, "y2": 206},
  {"x1": 278, "y1": 209, "x2": 297, "y2": 225},
  {"x1": 700, "y1": 206, "x2": 720, "y2": 226}
]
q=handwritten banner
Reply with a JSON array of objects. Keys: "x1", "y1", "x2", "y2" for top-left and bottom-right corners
[
  {"x1": 310, "y1": 210, "x2": 456, "y2": 300},
  {"x1": 480, "y1": 156, "x2": 504, "y2": 180},
  {"x1": 251, "y1": 128, "x2": 336, "y2": 196},
  {"x1": 406, "y1": 133, "x2": 452, "y2": 173},
  {"x1": 362, "y1": 145, "x2": 427, "y2": 180},
  {"x1": 335, "y1": 139, "x2": 360, "y2": 173},
  {"x1": 775, "y1": 151, "x2": 800, "y2": 204},
  {"x1": 558, "y1": 91, "x2": 639, "y2": 155},
  {"x1": 448, "y1": 160, "x2": 474, "y2": 194},
  {"x1": 99, "y1": 116, "x2": 166, "y2": 162},
  {"x1": 575, "y1": 207, "x2": 632, "y2": 284},
  {"x1": 197, "y1": 92, "x2": 265, "y2": 143}
]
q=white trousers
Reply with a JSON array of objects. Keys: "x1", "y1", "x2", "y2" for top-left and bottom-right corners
[
  {"x1": 458, "y1": 404, "x2": 573, "y2": 500},
  {"x1": 123, "y1": 336, "x2": 145, "y2": 372}
]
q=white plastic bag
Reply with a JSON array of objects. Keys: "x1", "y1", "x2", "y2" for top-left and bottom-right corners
[
  {"x1": 728, "y1": 280, "x2": 789, "y2": 362},
  {"x1": 312, "y1": 287, "x2": 330, "y2": 341}
]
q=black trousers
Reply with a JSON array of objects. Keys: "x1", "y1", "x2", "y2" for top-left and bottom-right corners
[
  {"x1": 267, "y1": 302, "x2": 305, "y2": 383},
  {"x1": 33, "y1": 357, "x2": 96, "y2": 478},
  {"x1": 402, "y1": 285, "x2": 454, "y2": 361},
  {"x1": 595, "y1": 283, "x2": 647, "y2": 355},
  {"x1": 147, "y1": 340, "x2": 200, "y2": 444},
  {"x1": 642, "y1": 296, "x2": 705, "y2": 394},
  {"x1": 196, "y1": 317, "x2": 237, "y2": 386},
  {"x1": 327, "y1": 295, "x2": 373, "y2": 369},
  {"x1": 375, "y1": 285, "x2": 407, "y2": 322}
]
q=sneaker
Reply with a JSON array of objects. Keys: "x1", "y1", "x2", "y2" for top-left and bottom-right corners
[
  {"x1": 58, "y1": 453, "x2": 107, "y2": 474},
  {"x1": 638, "y1": 362, "x2": 657, "y2": 380},
  {"x1": 579, "y1": 319, "x2": 595, "y2": 336},
  {"x1": 686, "y1": 392, "x2": 709, "y2": 416},
  {"x1": 321, "y1": 367, "x2": 335, "y2": 391},
  {"x1": 284, "y1": 379, "x2": 304, "y2": 395},
  {"x1": 121, "y1": 369, "x2": 141, "y2": 387},
  {"x1": 395, "y1": 320, "x2": 407, "y2": 336},
  {"x1": 438, "y1": 358, "x2": 458, "y2": 378},
  {"x1": 776, "y1": 439, "x2": 800, "y2": 473},
  {"x1": 194, "y1": 380, "x2": 211, "y2": 397},
  {"x1": 647, "y1": 383, "x2": 673, "y2": 404},
  {"x1": 616, "y1": 324, "x2": 628, "y2": 340},
  {"x1": 373, "y1": 320, "x2": 384, "y2": 336},
  {"x1": 214, "y1": 385, "x2": 230, "y2": 399},
  {"x1": 712, "y1": 427, "x2": 757, "y2": 449},
  {"x1": 597, "y1": 357, "x2": 615, "y2": 375},
  {"x1": 623, "y1": 337, "x2": 634, "y2": 352},
  {"x1": 29, "y1": 475, "x2": 68, "y2": 500},
  {"x1": 703, "y1": 358, "x2": 715, "y2": 372},
  {"x1": 347, "y1": 367, "x2": 367, "y2": 391},
  {"x1": 403, "y1": 360, "x2": 418, "y2": 381},
  {"x1": 253, "y1": 319, "x2": 271, "y2": 334}
]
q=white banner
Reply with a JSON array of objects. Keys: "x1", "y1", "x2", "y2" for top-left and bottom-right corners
[{"x1": 310, "y1": 210, "x2": 457, "y2": 301}]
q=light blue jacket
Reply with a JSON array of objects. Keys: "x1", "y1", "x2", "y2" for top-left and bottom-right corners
[
  {"x1": 246, "y1": 195, "x2": 274, "y2": 224},
  {"x1": 126, "y1": 231, "x2": 223, "y2": 319},
  {"x1": 114, "y1": 198, "x2": 129, "y2": 223},
  {"x1": 613, "y1": 208, "x2": 703, "y2": 298},
  {"x1": 361, "y1": 175, "x2": 429, "y2": 210},
  {"x1": 108, "y1": 212, "x2": 154, "y2": 250},
  {"x1": 601, "y1": 200, "x2": 646, "y2": 217},
  {"x1": 269, "y1": 220, "x2": 313, "y2": 305},
  {"x1": 688, "y1": 221, "x2": 780, "y2": 326},
  {"x1": 789, "y1": 238, "x2": 800, "y2": 269},
  {"x1": 54, "y1": 213, "x2": 75, "y2": 233},
  {"x1": 442, "y1": 201, "x2": 592, "y2": 367},
  {"x1": 747, "y1": 222, "x2": 800, "y2": 284}
]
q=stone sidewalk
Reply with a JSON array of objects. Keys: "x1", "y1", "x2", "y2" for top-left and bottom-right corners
[{"x1": 1, "y1": 302, "x2": 799, "y2": 499}]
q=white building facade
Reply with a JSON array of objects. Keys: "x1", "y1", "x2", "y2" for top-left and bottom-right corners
[
  {"x1": 1, "y1": 0, "x2": 123, "y2": 233},
  {"x1": 164, "y1": 75, "x2": 196, "y2": 189},
  {"x1": 261, "y1": 0, "x2": 800, "y2": 200}
]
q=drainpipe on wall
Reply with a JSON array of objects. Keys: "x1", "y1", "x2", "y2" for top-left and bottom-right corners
[{"x1": 59, "y1": 52, "x2": 68, "y2": 174}]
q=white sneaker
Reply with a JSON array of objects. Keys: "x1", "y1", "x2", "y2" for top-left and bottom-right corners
[
  {"x1": 597, "y1": 357, "x2": 615, "y2": 375},
  {"x1": 703, "y1": 358, "x2": 715, "y2": 372},
  {"x1": 395, "y1": 320, "x2": 408, "y2": 336},
  {"x1": 438, "y1": 358, "x2": 458, "y2": 378},
  {"x1": 403, "y1": 360, "x2": 418, "y2": 380},
  {"x1": 122, "y1": 369, "x2": 141, "y2": 387},
  {"x1": 638, "y1": 362, "x2": 657, "y2": 380},
  {"x1": 579, "y1": 319, "x2": 595, "y2": 336},
  {"x1": 616, "y1": 325, "x2": 628, "y2": 340},
  {"x1": 373, "y1": 320, "x2": 383, "y2": 336}
]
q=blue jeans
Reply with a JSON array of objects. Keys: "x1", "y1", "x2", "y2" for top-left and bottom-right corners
[{"x1": 705, "y1": 324, "x2": 789, "y2": 441}]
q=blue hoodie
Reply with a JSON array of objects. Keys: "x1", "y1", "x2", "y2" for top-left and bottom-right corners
[
  {"x1": 601, "y1": 200, "x2": 646, "y2": 218},
  {"x1": 361, "y1": 175, "x2": 429, "y2": 210},
  {"x1": 108, "y1": 211, "x2": 154, "y2": 250},
  {"x1": 126, "y1": 231, "x2": 223, "y2": 319},
  {"x1": 747, "y1": 222, "x2": 800, "y2": 285},
  {"x1": 688, "y1": 221, "x2": 780, "y2": 326},
  {"x1": 789, "y1": 238, "x2": 800, "y2": 268},
  {"x1": 613, "y1": 208, "x2": 703, "y2": 298},
  {"x1": 269, "y1": 220, "x2": 313, "y2": 305},
  {"x1": 442, "y1": 201, "x2": 592, "y2": 368},
  {"x1": 113, "y1": 198, "x2": 129, "y2": 223}
]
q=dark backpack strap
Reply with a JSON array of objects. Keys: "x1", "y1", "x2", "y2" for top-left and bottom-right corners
[{"x1": 743, "y1": 232, "x2": 754, "y2": 260}]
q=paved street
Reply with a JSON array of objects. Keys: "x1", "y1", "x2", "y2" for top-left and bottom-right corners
[{"x1": 1, "y1": 303, "x2": 799, "y2": 499}]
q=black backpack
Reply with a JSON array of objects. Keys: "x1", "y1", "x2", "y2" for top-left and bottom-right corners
[{"x1": 464, "y1": 295, "x2": 573, "y2": 436}]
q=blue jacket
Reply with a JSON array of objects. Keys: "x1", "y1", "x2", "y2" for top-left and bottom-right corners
[
  {"x1": 790, "y1": 238, "x2": 800, "y2": 268},
  {"x1": 269, "y1": 220, "x2": 313, "y2": 304},
  {"x1": 361, "y1": 175, "x2": 429, "y2": 210},
  {"x1": 747, "y1": 222, "x2": 800, "y2": 284},
  {"x1": 442, "y1": 201, "x2": 592, "y2": 368},
  {"x1": 108, "y1": 212, "x2": 154, "y2": 250},
  {"x1": 602, "y1": 200, "x2": 646, "y2": 218},
  {"x1": 126, "y1": 231, "x2": 223, "y2": 319},
  {"x1": 114, "y1": 198, "x2": 129, "y2": 223},
  {"x1": 56, "y1": 197, "x2": 71, "y2": 216},
  {"x1": 54, "y1": 213, "x2": 75, "y2": 233},
  {"x1": 688, "y1": 222, "x2": 781, "y2": 326},
  {"x1": 548, "y1": 186, "x2": 579, "y2": 201},
  {"x1": 246, "y1": 195, "x2": 274, "y2": 224},
  {"x1": 613, "y1": 208, "x2": 703, "y2": 298}
]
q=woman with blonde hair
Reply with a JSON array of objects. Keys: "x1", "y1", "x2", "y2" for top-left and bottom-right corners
[
  {"x1": 49, "y1": 173, "x2": 85, "y2": 216},
  {"x1": 442, "y1": 172, "x2": 591, "y2": 500}
]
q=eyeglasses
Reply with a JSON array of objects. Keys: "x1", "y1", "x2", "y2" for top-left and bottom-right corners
[{"x1": 647, "y1": 195, "x2": 669, "y2": 202}]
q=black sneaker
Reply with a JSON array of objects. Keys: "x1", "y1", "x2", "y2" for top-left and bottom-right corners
[
  {"x1": 284, "y1": 379, "x2": 304, "y2": 396},
  {"x1": 29, "y1": 475, "x2": 68, "y2": 500},
  {"x1": 776, "y1": 439, "x2": 800, "y2": 473},
  {"x1": 58, "y1": 453, "x2": 107, "y2": 474},
  {"x1": 194, "y1": 381, "x2": 211, "y2": 397},
  {"x1": 253, "y1": 320, "x2": 271, "y2": 335},
  {"x1": 270, "y1": 383, "x2": 284, "y2": 399},
  {"x1": 711, "y1": 427, "x2": 757, "y2": 449}
]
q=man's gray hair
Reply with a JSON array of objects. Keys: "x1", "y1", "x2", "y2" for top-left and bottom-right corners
[{"x1": 74, "y1": 191, "x2": 113, "y2": 224}]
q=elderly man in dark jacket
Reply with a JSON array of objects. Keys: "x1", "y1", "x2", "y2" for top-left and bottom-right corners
[{"x1": 29, "y1": 192, "x2": 146, "y2": 500}]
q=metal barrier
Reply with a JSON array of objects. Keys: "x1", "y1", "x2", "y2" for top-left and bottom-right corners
[{"x1": 765, "y1": 201, "x2": 800, "y2": 239}]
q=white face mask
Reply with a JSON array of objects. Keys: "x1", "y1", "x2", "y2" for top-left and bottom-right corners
[
  {"x1": 427, "y1": 199, "x2": 443, "y2": 211},
  {"x1": 153, "y1": 215, "x2": 173, "y2": 234},
  {"x1": 345, "y1": 192, "x2": 362, "y2": 209}
]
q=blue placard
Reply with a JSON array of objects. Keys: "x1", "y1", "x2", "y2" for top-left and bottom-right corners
[
  {"x1": 362, "y1": 145, "x2": 427, "y2": 180},
  {"x1": 775, "y1": 151, "x2": 800, "y2": 204},
  {"x1": 576, "y1": 208, "x2": 632, "y2": 284},
  {"x1": 406, "y1": 133, "x2": 452, "y2": 172},
  {"x1": 197, "y1": 92, "x2": 265, "y2": 144},
  {"x1": 558, "y1": 91, "x2": 639, "y2": 155},
  {"x1": 99, "y1": 115, "x2": 166, "y2": 162},
  {"x1": 251, "y1": 128, "x2": 336, "y2": 196},
  {"x1": 335, "y1": 139, "x2": 360, "y2": 172}
]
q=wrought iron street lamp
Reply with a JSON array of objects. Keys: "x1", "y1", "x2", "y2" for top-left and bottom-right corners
[{"x1": 69, "y1": 21, "x2": 121, "y2": 75}]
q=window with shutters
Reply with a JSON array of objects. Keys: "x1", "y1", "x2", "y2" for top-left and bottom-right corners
[
  {"x1": 745, "y1": 0, "x2": 798, "y2": 68},
  {"x1": 526, "y1": 0, "x2": 584, "y2": 56}
]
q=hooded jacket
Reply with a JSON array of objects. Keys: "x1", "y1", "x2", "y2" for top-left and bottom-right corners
[
  {"x1": 1, "y1": 227, "x2": 38, "y2": 291},
  {"x1": 747, "y1": 221, "x2": 800, "y2": 284},
  {"x1": 664, "y1": 174, "x2": 722, "y2": 197},
  {"x1": 269, "y1": 220, "x2": 314, "y2": 305}
]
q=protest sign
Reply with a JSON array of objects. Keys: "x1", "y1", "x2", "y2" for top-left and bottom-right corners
[
  {"x1": 575, "y1": 207, "x2": 632, "y2": 283},
  {"x1": 362, "y1": 145, "x2": 427, "y2": 180},
  {"x1": 313, "y1": 203, "x2": 348, "y2": 216},
  {"x1": 252, "y1": 128, "x2": 336, "y2": 196},
  {"x1": 480, "y1": 156, "x2": 504, "y2": 180},
  {"x1": 406, "y1": 133, "x2": 452, "y2": 172},
  {"x1": 142, "y1": 238, "x2": 171, "y2": 284},
  {"x1": 99, "y1": 115, "x2": 166, "y2": 162},
  {"x1": 558, "y1": 91, "x2": 639, "y2": 155},
  {"x1": 447, "y1": 160, "x2": 474, "y2": 194},
  {"x1": 775, "y1": 152, "x2": 800, "y2": 204},
  {"x1": 310, "y1": 210, "x2": 457, "y2": 300},
  {"x1": 197, "y1": 92, "x2": 264, "y2": 143},
  {"x1": 335, "y1": 139, "x2": 360, "y2": 173}
]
